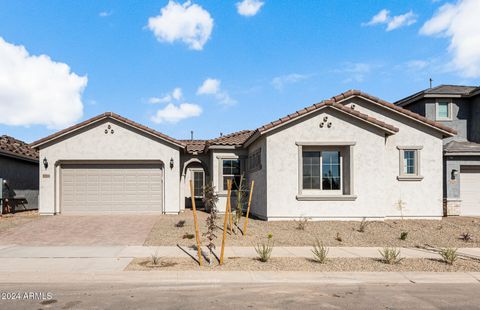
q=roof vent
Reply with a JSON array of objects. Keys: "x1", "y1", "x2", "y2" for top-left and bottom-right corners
[
  {"x1": 220, "y1": 132, "x2": 223, "y2": 137},
  {"x1": 351, "y1": 104, "x2": 356, "y2": 110},
  {"x1": 190, "y1": 130, "x2": 194, "y2": 141}
]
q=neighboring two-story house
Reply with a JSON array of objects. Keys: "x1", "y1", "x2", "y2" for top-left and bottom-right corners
[{"x1": 396, "y1": 85, "x2": 480, "y2": 216}]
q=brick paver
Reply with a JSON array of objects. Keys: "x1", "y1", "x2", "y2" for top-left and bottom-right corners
[{"x1": 0, "y1": 215, "x2": 158, "y2": 246}]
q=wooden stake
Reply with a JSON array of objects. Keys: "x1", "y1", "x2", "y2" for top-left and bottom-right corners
[
  {"x1": 220, "y1": 179, "x2": 232, "y2": 265},
  {"x1": 243, "y1": 180, "x2": 255, "y2": 236},
  {"x1": 189, "y1": 180, "x2": 202, "y2": 267}
]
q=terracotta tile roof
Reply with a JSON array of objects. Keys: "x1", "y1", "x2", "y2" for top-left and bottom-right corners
[
  {"x1": 180, "y1": 140, "x2": 207, "y2": 154},
  {"x1": 255, "y1": 90, "x2": 456, "y2": 138},
  {"x1": 208, "y1": 130, "x2": 255, "y2": 146},
  {"x1": 0, "y1": 135, "x2": 38, "y2": 161},
  {"x1": 30, "y1": 112, "x2": 185, "y2": 149}
]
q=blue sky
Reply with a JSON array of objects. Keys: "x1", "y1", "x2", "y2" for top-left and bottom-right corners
[{"x1": 0, "y1": 0, "x2": 479, "y2": 142}]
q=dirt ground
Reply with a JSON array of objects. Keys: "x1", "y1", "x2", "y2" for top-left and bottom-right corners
[
  {"x1": 126, "y1": 256, "x2": 480, "y2": 272},
  {"x1": 145, "y1": 210, "x2": 480, "y2": 248},
  {"x1": 0, "y1": 211, "x2": 40, "y2": 234}
]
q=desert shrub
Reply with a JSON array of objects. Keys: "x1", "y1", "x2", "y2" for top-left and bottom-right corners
[
  {"x1": 460, "y1": 232, "x2": 473, "y2": 242},
  {"x1": 255, "y1": 234, "x2": 274, "y2": 262},
  {"x1": 203, "y1": 182, "x2": 219, "y2": 265},
  {"x1": 312, "y1": 239, "x2": 329, "y2": 264},
  {"x1": 150, "y1": 251, "x2": 161, "y2": 265},
  {"x1": 175, "y1": 220, "x2": 186, "y2": 228},
  {"x1": 400, "y1": 231, "x2": 408, "y2": 240},
  {"x1": 379, "y1": 247, "x2": 403, "y2": 265},
  {"x1": 440, "y1": 248, "x2": 458, "y2": 265},
  {"x1": 182, "y1": 233, "x2": 194, "y2": 239},
  {"x1": 295, "y1": 218, "x2": 309, "y2": 230},
  {"x1": 358, "y1": 218, "x2": 370, "y2": 233},
  {"x1": 335, "y1": 232, "x2": 343, "y2": 242}
]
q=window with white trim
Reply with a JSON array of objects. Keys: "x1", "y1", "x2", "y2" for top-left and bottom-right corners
[
  {"x1": 397, "y1": 146, "x2": 423, "y2": 180},
  {"x1": 436, "y1": 100, "x2": 451, "y2": 120},
  {"x1": 222, "y1": 159, "x2": 241, "y2": 191}
]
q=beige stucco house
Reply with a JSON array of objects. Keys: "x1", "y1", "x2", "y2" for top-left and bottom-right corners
[{"x1": 31, "y1": 90, "x2": 456, "y2": 220}]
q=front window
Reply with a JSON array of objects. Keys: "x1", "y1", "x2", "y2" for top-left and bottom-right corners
[
  {"x1": 403, "y1": 150, "x2": 416, "y2": 175},
  {"x1": 302, "y1": 150, "x2": 341, "y2": 191},
  {"x1": 437, "y1": 101, "x2": 450, "y2": 119},
  {"x1": 222, "y1": 159, "x2": 241, "y2": 191},
  {"x1": 397, "y1": 146, "x2": 422, "y2": 180}
]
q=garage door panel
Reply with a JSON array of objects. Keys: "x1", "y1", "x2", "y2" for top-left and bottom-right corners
[
  {"x1": 460, "y1": 166, "x2": 480, "y2": 216},
  {"x1": 61, "y1": 163, "x2": 163, "y2": 213}
]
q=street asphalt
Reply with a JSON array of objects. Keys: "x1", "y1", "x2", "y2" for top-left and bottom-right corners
[{"x1": 1, "y1": 282, "x2": 480, "y2": 309}]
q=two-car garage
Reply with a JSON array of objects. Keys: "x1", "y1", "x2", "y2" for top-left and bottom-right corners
[{"x1": 60, "y1": 163, "x2": 163, "y2": 214}]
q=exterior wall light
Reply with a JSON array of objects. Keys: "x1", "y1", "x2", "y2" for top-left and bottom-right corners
[
  {"x1": 451, "y1": 169, "x2": 458, "y2": 180},
  {"x1": 43, "y1": 157, "x2": 48, "y2": 169},
  {"x1": 170, "y1": 158, "x2": 174, "y2": 169}
]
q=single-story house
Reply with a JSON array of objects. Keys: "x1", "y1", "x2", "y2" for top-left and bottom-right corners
[
  {"x1": 31, "y1": 90, "x2": 456, "y2": 220},
  {"x1": 0, "y1": 135, "x2": 39, "y2": 213}
]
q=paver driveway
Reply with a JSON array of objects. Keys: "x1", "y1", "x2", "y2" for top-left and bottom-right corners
[{"x1": 0, "y1": 215, "x2": 159, "y2": 246}]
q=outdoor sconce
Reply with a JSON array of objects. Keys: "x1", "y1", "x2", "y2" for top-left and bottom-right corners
[
  {"x1": 451, "y1": 169, "x2": 458, "y2": 180},
  {"x1": 170, "y1": 158, "x2": 174, "y2": 169},
  {"x1": 43, "y1": 157, "x2": 48, "y2": 169}
]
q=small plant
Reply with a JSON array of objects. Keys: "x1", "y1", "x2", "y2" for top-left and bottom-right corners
[
  {"x1": 395, "y1": 199, "x2": 407, "y2": 221},
  {"x1": 295, "y1": 218, "x2": 309, "y2": 230},
  {"x1": 175, "y1": 220, "x2": 186, "y2": 228},
  {"x1": 379, "y1": 247, "x2": 403, "y2": 265},
  {"x1": 357, "y1": 218, "x2": 370, "y2": 233},
  {"x1": 255, "y1": 233, "x2": 274, "y2": 262},
  {"x1": 311, "y1": 239, "x2": 329, "y2": 264},
  {"x1": 440, "y1": 248, "x2": 458, "y2": 265},
  {"x1": 233, "y1": 174, "x2": 248, "y2": 234},
  {"x1": 203, "y1": 182, "x2": 219, "y2": 265},
  {"x1": 460, "y1": 232, "x2": 473, "y2": 242},
  {"x1": 335, "y1": 232, "x2": 343, "y2": 242},
  {"x1": 182, "y1": 233, "x2": 194, "y2": 239},
  {"x1": 150, "y1": 251, "x2": 161, "y2": 265},
  {"x1": 400, "y1": 231, "x2": 408, "y2": 240}
]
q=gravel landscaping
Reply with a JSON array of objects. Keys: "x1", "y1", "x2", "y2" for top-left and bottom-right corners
[
  {"x1": 0, "y1": 211, "x2": 40, "y2": 234},
  {"x1": 145, "y1": 210, "x2": 480, "y2": 248},
  {"x1": 126, "y1": 256, "x2": 480, "y2": 272}
]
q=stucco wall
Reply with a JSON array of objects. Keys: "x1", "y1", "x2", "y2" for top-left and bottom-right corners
[
  {"x1": 246, "y1": 137, "x2": 267, "y2": 219},
  {"x1": 470, "y1": 96, "x2": 480, "y2": 143},
  {"x1": 38, "y1": 119, "x2": 181, "y2": 215},
  {"x1": 343, "y1": 97, "x2": 444, "y2": 218},
  {"x1": 0, "y1": 155, "x2": 39, "y2": 210}
]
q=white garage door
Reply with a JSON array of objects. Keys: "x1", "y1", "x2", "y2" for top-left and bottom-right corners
[
  {"x1": 61, "y1": 163, "x2": 163, "y2": 214},
  {"x1": 460, "y1": 166, "x2": 480, "y2": 216}
]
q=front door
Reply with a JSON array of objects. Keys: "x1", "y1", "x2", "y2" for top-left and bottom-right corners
[{"x1": 192, "y1": 170, "x2": 205, "y2": 198}]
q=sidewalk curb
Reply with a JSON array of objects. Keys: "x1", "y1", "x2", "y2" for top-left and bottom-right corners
[{"x1": 0, "y1": 271, "x2": 479, "y2": 284}]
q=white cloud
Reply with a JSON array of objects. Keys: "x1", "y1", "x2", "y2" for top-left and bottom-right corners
[
  {"x1": 99, "y1": 11, "x2": 112, "y2": 17},
  {"x1": 334, "y1": 63, "x2": 373, "y2": 83},
  {"x1": 362, "y1": 9, "x2": 390, "y2": 26},
  {"x1": 151, "y1": 102, "x2": 202, "y2": 124},
  {"x1": 197, "y1": 78, "x2": 236, "y2": 105},
  {"x1": 386, "y1": 11, "x2": 417, "y2": 31},
  {"x1": 149, "y1": 87, "x2": 183, "y2": 104},
  {"x1": 362, "y1": 9, "x2": 417, "y2": 31},
  {"x1": 0, "y1": 37, "x2": 87, "y2": 129},
  {"x1": 147, "y1": 1, "x2": 213, "y2": 50},
  {"x1": 405, "y1": 60, "x2": 430, "y2": 71},
  {"x1": 236, "y1": 0, "x2": 264, "y2": 17},
  {"x1": 271, "y1": 73, "x2": 309, "y2": 90},
  {"x1": 420, "y1": 0, "x2": 480, "y2": 78}
]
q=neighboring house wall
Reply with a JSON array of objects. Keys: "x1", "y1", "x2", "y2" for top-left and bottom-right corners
[
  {"x1": 38, "y1": 119, "x2": 181, "y2": 215},
  {"x1": 0, "y1": 155, "x2": 39, "y2": 210},
  {"x1": 245, "y1": 137, "x2": 267, "y2": 219},
  {"x1": 469, "y1": 96, "x2": 480, "y2": 143}
]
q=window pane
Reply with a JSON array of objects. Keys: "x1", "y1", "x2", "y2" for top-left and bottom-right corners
[
  {"x1": 403, "y1": 150, "x2": 416, "y2": 175},
  {"x1": 438, "y1": 102, "x2": 449, "y2": 118},
  {"x1": 193, "y1": 171, "x2": 204, "y2": 197},
  {"x1": 322, "y1": 151, "x2": 341, "y2": 190},
  {"x1": 302, "y1": 151, "x2": 321, "y2": 189}
]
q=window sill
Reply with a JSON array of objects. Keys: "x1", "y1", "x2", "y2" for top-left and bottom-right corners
[
  {"x1": 296, "y1": 194, "x2": 357, "y2": 201},
  {"x1": 397, "y1": 175, "x2": 424, "y2": 181}
]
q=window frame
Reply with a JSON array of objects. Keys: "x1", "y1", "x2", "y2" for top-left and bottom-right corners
[
  {"x1": 218, "y1": 157, "x2": 242, "y2": 192},
  {"x1": 397, "y1": 146, "x2": 424, "y2": 181},
  {"x1": 296, "y1": 142, "x2": 356, "y2": 201},
  {"x1": 191, "y1": 169, "x2": 205, "y2": 198},
  {"x1": 435, "y1": 100, "x2": 452, "y2": 121},
  {"x1": 302, "y1": 149, "x2": 343, "y2": 194}
]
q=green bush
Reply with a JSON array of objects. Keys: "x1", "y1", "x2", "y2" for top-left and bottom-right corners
[
  {"x1": 440, "y1": 248, "x2": 458, "y2": 265},
  {"x1": 400, "y1": 231, "x2": 408, "y2": 240}
]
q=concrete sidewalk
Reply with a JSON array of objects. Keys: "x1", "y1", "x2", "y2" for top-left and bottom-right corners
[{"x1": 2, "y1": 245, "x2": 479, "y2": 259}]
